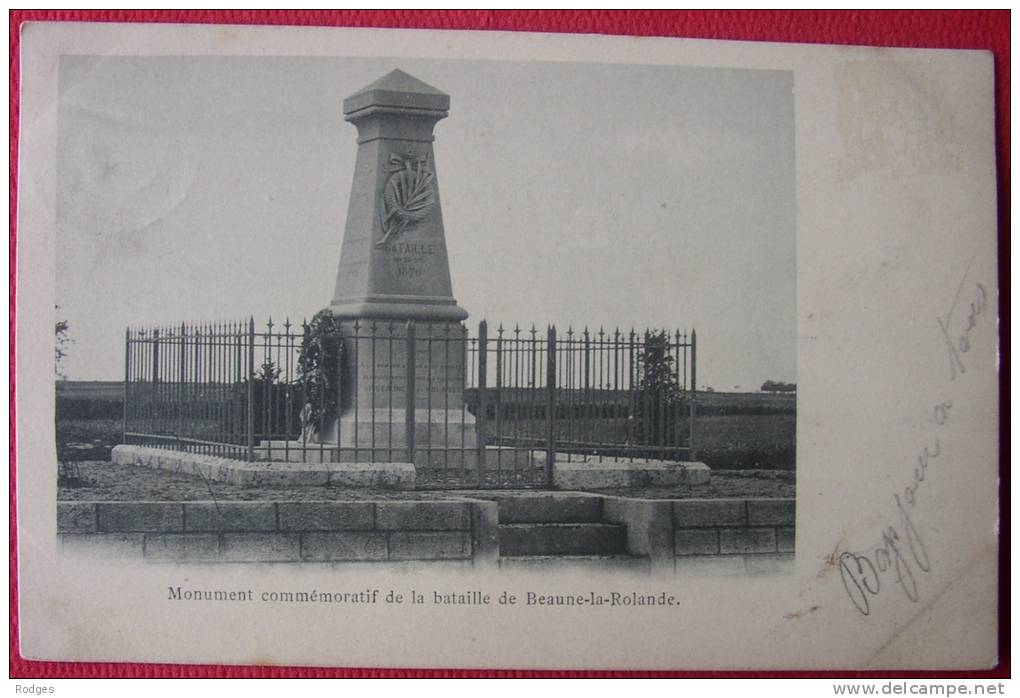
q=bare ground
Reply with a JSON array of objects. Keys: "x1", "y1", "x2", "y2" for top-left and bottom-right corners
[
  {"x1": 57, "y1": 461, "x2": 794, "y2": 501},
  {"x1": 585, "y1": 469, "x2": 795, "y2": 499}
]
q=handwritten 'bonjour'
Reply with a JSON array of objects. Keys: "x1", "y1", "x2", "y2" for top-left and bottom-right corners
[{"x1": 838, "y1": 258, "x2": 988, "y2": 616}]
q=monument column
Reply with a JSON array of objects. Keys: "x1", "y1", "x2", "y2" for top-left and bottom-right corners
[
  {"x1": 330, "y1": 69, "x2": 468, "y2": 322},
  {"x1": 325, "y1": 70, "x2": 474, "y2": 454}
]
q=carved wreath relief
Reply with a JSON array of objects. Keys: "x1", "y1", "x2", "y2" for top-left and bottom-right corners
[{"x1": 377, "y1": 151, "x2": 436, "y2": 248}]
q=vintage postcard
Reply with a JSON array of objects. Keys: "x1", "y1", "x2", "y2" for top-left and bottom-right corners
[{"x1": 15, "y1": 22, "x2": 999, "y2": 670}]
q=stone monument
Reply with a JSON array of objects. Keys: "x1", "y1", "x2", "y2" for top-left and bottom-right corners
[
  {"x1": 324, "y1": 69, "x2": 474, "y2": 455},
  {"x1": 330, "y1": 69, "x2": 468, "y2": 322}
]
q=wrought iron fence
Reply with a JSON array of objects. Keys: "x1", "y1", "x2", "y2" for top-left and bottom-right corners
[{"x1": 124, "y1": 318, "x2": 697, "y2": 488}]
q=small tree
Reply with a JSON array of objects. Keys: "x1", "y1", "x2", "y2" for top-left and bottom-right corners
[
  {"x1": 246, "y1": 358, "x2": 302, "y2": 438},
  {"x1": 636, "y1": 331, "x2": 684, "y2": 448},
  {"x1": 55, "y1": 311, "x2": 72, "y2": 380},
  {"x1": 761, "y1": 380, "x2": 796, "y2": 394},
  {"x1": 256, "y1": 358, "x2": 281, "y2": 383}
]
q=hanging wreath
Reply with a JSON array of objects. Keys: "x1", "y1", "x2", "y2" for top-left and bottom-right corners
[{"x1": 297, "y1": 309, "x2": 344, "y2": 428}]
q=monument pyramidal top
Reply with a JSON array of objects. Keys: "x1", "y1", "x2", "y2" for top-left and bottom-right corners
[{"x1": 343, "y1": 69, "x2": 450, "y2": 115}]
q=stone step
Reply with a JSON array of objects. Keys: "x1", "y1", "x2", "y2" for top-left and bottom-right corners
[
  {"x1": 498, "y1": 555, "x2": 650, "y2": 573},
  {"x1": 492, "y1": 494, "x2": 604, "y2": 524},
  {"x1": 498, "y1": 523, "x2": 627, "y2": 557}
]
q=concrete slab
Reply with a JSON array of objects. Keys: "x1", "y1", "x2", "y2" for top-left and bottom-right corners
[
  {"x1": 553, "y1": 458, "x2": 709, "y2": 489},
  {"x1": 112, "y1": 445, "x2": 416, "y2": 490}
]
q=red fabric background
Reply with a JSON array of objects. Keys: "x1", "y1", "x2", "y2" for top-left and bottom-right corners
[{"x1": 9, "y1": 10, "x2": 1010, "y2": 679}]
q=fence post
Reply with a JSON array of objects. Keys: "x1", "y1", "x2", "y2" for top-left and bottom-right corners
[
  {"x1": 335, "y1": 330, "x2": 344, "y2": 454},
  {"x1": 583, "y1": 327, "x2": 590, "y2": 391},
  {"x1": 689, "y1": 328, "x2": 697, "y2": 461},
  {"x1": 123, "y1": 328, "x2": 130, "y2": 443},
  {"x1": 150, "y1": 328, "x2": 160, "y2": 439},
  {"x1": 246, "y1": 316, "x2": 255, "y2": 462},
  {"x1": 476, "y1": 320, "x2": 488, "y2": 486},
  {"x1": 264, "y1": 318, "x2": 273, "y2": 462},
  {"x1": 178, "y1": 323, "x2": 186, "y2": 445},
  {"x1": 151, "y1": 328, "x2": 160, "y2": 385},
  {"x1": 405, "y1": 321, "x2": 416, "y2": 465},
  {"x1": 545, "y1": 326, "x2": 557, "y2": 487}
]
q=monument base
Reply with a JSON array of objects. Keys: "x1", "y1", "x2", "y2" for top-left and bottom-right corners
[
  {"x1": 318, "y1": 408, "x2": 477, "y2": 449},
  {"x1": 330, "y1": 296, "x2": 468, "y2": 322},
  {"x1": 259, "y1": 441, "x2": 542, "y2": 472}
]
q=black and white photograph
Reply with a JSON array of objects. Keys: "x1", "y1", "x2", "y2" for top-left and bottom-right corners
[
  {"x1": 53, "y1": 54, "x2": 796, "y2": 573},
  {"x1": 16, "y1": 22, "x2": 999, "y2": 671}
]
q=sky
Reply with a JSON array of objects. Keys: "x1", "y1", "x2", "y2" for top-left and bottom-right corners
[{"x1": 56, "y1": 55, "x2": 795, "y2": 390}]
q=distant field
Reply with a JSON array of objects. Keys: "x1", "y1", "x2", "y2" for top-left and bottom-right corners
[
  {"x1": 60, "y1": 381, "x2": 795, "y2": 411},
  {"x1": 696, "y1": 414, "x2": 795, "y2": 470},
  {"x1": 694, "y1": 391, "x2": 795, "y2": 415},
  {"x1": 55, "y1": 381, "x2": 123, "y2": 401},
  {"x1": 692, "y1": 393, "x2": 795, "y2": 470},
  {"x1": 56, "y1": 384, "x2": 796, "y2": 470}
]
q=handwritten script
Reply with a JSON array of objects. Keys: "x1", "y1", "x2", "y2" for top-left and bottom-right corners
[{"x1": 838, "y1": 256, "x2": 988, "y2": 616}]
